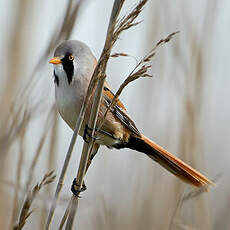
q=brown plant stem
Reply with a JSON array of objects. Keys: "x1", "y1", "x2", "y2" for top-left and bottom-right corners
[{"x1": 65, "y1": 0, "x2": 125, "y2": 228}]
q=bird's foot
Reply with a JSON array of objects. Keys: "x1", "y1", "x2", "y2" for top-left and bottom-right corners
[
  {"x1": 71, "y1": 179, "x2": 87, "y2": 198},
  {"x1": 83, "y1": 124, "x2": 99, "y2": 143}
]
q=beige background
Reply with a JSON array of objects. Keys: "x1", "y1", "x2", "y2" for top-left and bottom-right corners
[{"x1": 0, "y1": 0, "x2": 227, "y2": 229}]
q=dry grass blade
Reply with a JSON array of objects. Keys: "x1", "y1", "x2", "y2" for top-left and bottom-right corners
[
  {"x1": 65, "y1": 0, "x2": 126, "y2": 228},
  {"x1": 98, "y1": 31, "x2": 179, "y2": 129},
  {"x1": 13, "y1": 171, "x2": 56, "y2": 230},
  {"x1": 111, "y1": 52, "x2": 128, "y2": 57},
  {"x1": 114, "y1": 0, "x2": 147, "y2": 38},
  {"x1": 156, "y1": 31, "x2": 179, "y2": 46}
]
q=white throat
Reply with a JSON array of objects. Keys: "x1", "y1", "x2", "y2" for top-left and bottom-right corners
[{"x1": 54, "y1": 64, "x2": 88, "y2": 130}]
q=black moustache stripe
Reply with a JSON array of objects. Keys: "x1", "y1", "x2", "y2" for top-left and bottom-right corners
[
  {"x1": 54, "y1": 70, "x2": 59, "y2": 86},
  {"x1": 62, "y1": 55, "x2": 74, "y2": 84}
]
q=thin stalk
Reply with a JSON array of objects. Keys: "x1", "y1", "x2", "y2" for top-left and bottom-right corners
[
  {"x1": 47, "y1": 0, "x2": 150, "y2": 228},
  {"x1": 65, "y1": 1, "x2": 124, "y2": 228},
  {"x1": 45, "y1": 23, "x2": 105, "y2": 230},
  {"x1": 58, "y1": 199, "x2": 72, "y2": 230},
  {"x1": 65, "y1": 75, "x2": 106, "y2": 229},
  {"x1": 45, "y1": 101, "x2": 88, "y2": 230}
]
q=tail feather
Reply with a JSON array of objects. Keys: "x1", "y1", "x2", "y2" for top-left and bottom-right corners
[{"x1": 127, "y1": 134, "x2": 213, "y2": 188}]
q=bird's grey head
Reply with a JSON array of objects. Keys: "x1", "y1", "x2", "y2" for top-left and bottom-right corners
[{"x1": 49, "y1": 40, "x2": 96, "y2": 87}]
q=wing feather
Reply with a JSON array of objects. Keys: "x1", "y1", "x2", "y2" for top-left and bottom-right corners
[{"x1": 103, "y1": 86, "x2": 141, "y2": 137}]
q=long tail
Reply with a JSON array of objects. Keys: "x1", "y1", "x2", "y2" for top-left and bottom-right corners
[{"x1": 127, "y1": 134, "x2": 213, "y2": 188}]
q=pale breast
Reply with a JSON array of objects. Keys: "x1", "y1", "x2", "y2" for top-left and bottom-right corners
[{"x1": 55, "y1": 82, "x2": 84, "y2": 131}]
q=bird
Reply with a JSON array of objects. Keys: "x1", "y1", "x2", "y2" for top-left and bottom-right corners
[{"x1": 49, "y1": 40, "x2": 213, "y2": 188}]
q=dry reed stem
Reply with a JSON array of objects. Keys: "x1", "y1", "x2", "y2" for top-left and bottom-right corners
[
  {"x1": 65, "y1": 0, "x2": 152, "y2": 228},
  {"x1": 48, "y1": 0, "x2": 170, "y2": 228},
  {"x1": 44, "y1": 2, "x2": 84, "y2": 228},
  {"x1": 13, "y1": 171, "x2": 56, "y2": 230},
  {"x1": 64, "y1": 0, "x2": 125, "y2": 227},
  {"x1": 46, "y1": 0, "x2": 131, "y2": 228},
  {"x1": 58, "y1": 199, "x2": 72, "y2": 230},
  {"x1": 45, "y1": 104, "x2": 91, "y2": 228},
  {"x1": 65, "y1": 75, "x2": 106, "y2": 229}
]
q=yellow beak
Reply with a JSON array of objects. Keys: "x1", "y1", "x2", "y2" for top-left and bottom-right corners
[{"x1": 49, "y1": 57, "x2": 62, "y2": 64}]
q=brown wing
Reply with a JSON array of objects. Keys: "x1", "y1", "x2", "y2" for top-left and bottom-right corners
[
  {"x1": 103, "y1": 83, "x2": 127, "y2": 111},
  {"x1": 103, "y1": 84, "x2": 141, "y2": 137}
]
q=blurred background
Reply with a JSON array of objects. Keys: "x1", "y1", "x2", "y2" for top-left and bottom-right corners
[{"x1": 0, "y1": 0, "x2": 228, "y2": 229}]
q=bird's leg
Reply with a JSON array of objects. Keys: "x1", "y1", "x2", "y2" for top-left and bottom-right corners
[
  {"x1": 71, "y1": 178, "x2": 87, "y2": 197},
  {"x1": 83, "y1": 124, "x2": 100, "y2": 143},
  {"x1": 71, "y1": 144, "x2": 99, "y2": 197}
]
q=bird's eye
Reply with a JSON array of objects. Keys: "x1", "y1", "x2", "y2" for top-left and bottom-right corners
[{"x1": 69, "y1": 55, "x2": 74, "y2": 61}]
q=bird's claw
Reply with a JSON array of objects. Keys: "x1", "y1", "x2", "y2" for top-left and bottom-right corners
[
  {"x1": 71, "y1": 179, "x2": 87, "y2": 197},
  {"x1": 83, "y1": 124, "x2": 99, "y2": 143}
]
